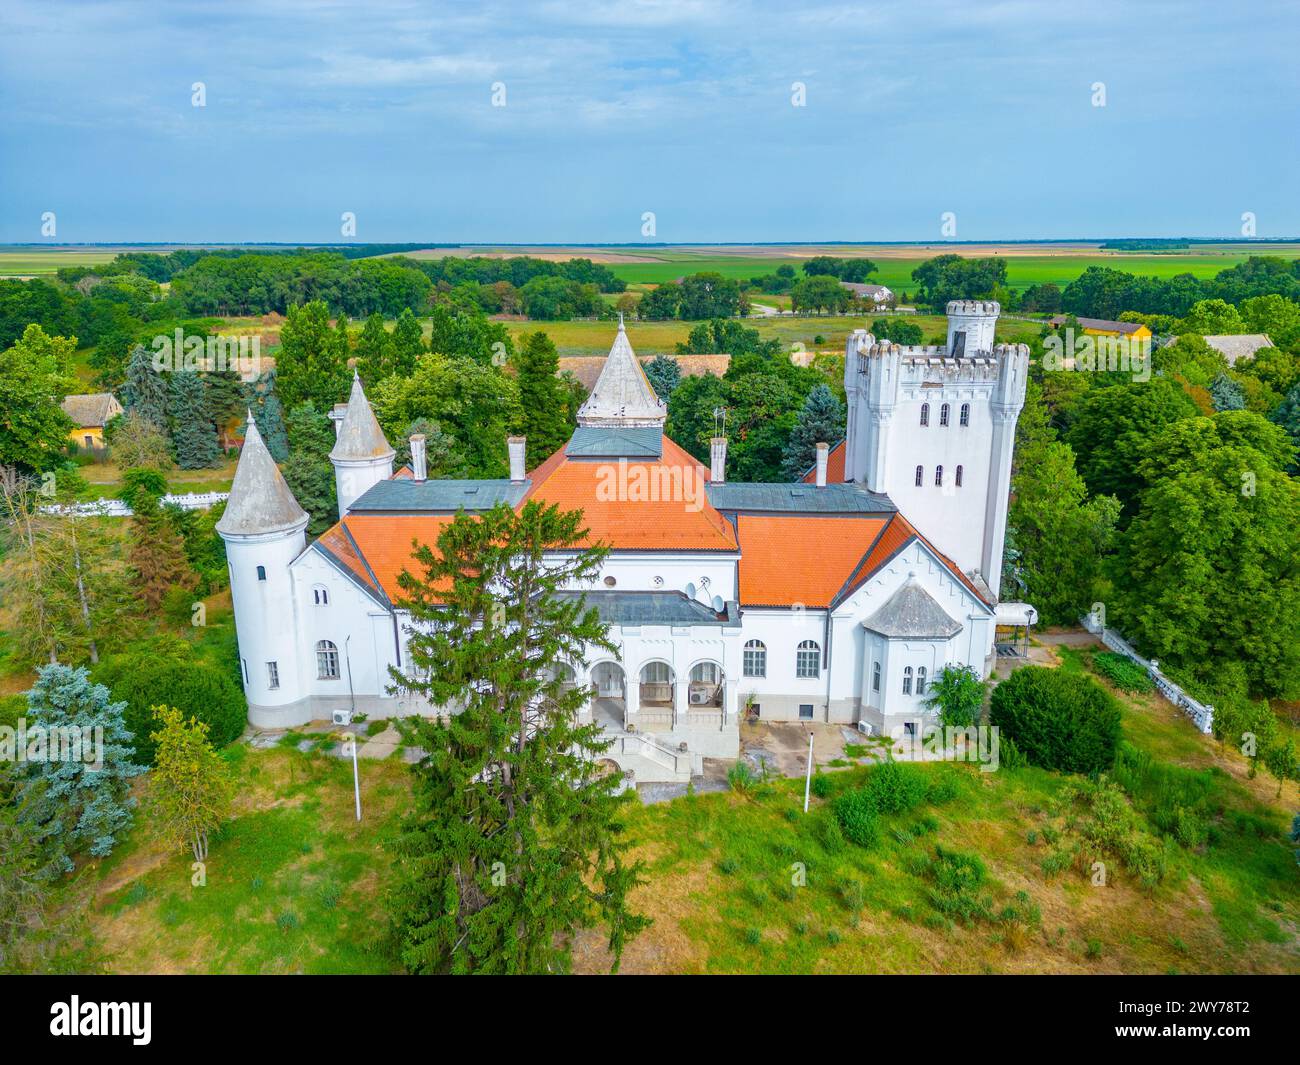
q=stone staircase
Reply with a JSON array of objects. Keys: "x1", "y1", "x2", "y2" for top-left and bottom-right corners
[{"x1": 602, "y1": 730, "x2": 694, "y2": 784}]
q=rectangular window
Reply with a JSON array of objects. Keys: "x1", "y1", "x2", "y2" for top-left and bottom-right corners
[
  {"x1": 798, "y1": 704, "x2": 814, "y2": 721},
  {"x1": 872, "y1": 661, "x2": 881, "y2": 692},
  {"x1": 267, "y1": 661, "x2": 279, "y2": 690},
  {"x1": 796, "y1": 646, "x2": 820, "y2": 679},
  {"x1": 241, "y1": 658, "x2": 248, "y2": 685},
  {"x1": 951, "y1": 331, "x2": 966, "y2": 357},
  {"x1": 743, "y1": 644, "x2": 766, "y2": 677}
]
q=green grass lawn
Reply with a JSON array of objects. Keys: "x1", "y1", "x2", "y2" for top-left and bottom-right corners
[{"x1": 85, "y1": 641, "x2": 1300, "y2": 974}]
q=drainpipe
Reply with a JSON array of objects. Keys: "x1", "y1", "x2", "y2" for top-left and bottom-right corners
[
  {"x1": 823, "y1": 609, "x2": 833, "y2": 724},
  {"x1": 344, "y1": 634, "x2": 356, "y2": 717}
]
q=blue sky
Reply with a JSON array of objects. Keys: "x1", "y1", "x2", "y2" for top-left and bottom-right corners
[{"x1": 1, "y1": 0, "x2": 1297, "y2": 243}]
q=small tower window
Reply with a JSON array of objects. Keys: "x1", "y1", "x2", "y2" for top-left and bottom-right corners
[
  {"x1": 919, "y1": 403, "x2": 929, "y2": 427},
  {"x1": 241, "y1": 658, "x2": 248, "y2": 685},
  {"x1": 940, "y1": 403, "x2": 950, "y2": 427},
  {"x1": 935, "y1": 465, "x2": 944, "y2": 487},
  {"x1": 796, "y1": 640, "x2": 821, "y2": 679},
  {"x1": 316, "y1": 640, "x2": 340, "y2": 680},
  {"x1": 872, "y1": 661, "x2": 881, "y2": 692},
  {"x1": 267, "y1": 661, "x2": 280, "y2": 690},
  {"x1": 256, "y1": 565, "x2": 266, "y2": 581},
  {"x1": 956, "y1": 465, "x2": 964, "y2": 487},
  {"x1": 902, "y1": 666, "x2": 913, "y2": 695},
  {"x1": 960, "y1": 403, "x2": 970, "y2": 427},
  {"x1": 917, "y1": 666, "x2": 928, "y2": 695},
  {"x1": 914, "y1": 465, "x2": 924, "y2": 487}
]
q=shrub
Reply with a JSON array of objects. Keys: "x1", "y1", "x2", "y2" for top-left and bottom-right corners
[
  {"x1": 810, "y1": 772, "x2": 833, "y2": 799},
  {"x1": 862, "y1": 760, "x2": 928, "y2": 814},
  {"x1": 727, "y1": 761, "x2": 759, "y2": 793},
  {"x1": 1093, "y1": 652, "x2": 1155, "y2": 693},
  {"x1": 925, "y1": 771, "x2": 960, "y2": 805},
  {"x1": 989, "y1": 666, "x2": 1121, "y2": 773},
  {"x1": 815, "y1": 811, "x2": 846, "y2": 854},
  {"x1": 832, "y1": 788, "x2": 880, "y2": 848},
  {"x1": 93, "y1": 637, "x2": 246, "y2": 764},
  {"x1": 924, "y1": 846, "x2": 991, "y2": 923}
]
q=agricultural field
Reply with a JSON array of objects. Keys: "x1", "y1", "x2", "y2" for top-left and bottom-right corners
[{"x1": 79, "y1": 639, "x2": 1300, "y2": 975}]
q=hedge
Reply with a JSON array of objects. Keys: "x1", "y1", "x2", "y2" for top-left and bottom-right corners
[{"x1": 988, "y1": 666, "x2": 1121, "y2": 774}]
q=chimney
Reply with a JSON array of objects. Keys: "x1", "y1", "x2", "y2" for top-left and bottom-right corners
[
  {"x1": 710, "y1": 436, "x2": 727, "y2": 484},
  {"x1": 815, "y1": 442, "x2": 829, "y2": 487},
  {"x1": 508, "y1": 436, "x2": 527, "y2": 483},
  {"x1": 409, "y1": 433, "x2": 427, "y2": 483}
]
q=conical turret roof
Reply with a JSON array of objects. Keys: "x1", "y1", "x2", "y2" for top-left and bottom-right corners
[
  {"x1": 330, "y1": 372, "x2": 395, "y2": 462},
  {"x1": 576, "y1": 316, "x2": 667, "y2": 428},
  {"x1": 216, "y1": 413, "x2": 309, "y2": 537}
]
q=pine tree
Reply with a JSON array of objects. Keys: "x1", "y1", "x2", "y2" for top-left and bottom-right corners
[
  {"x1": 354, "y1": 312, "x2": 392, "y2": 383},
  {"x1": 780, "y1": 383, "x2": 845, "y2": 480},
  {"x1": 275, "y1": 301, "x2": 350, "y2": 411},
  {"x1": 392, "y1": 416, "x2": 459, "y2": 477},
  {"x1": 512, "y1": 331, "x2": 573, "y2": 466},
  {"x1": 126, "y1": 486, "x2": 197, "y2": 612},
  {"x1": 169, "y1": 371, "x2": 220, "y2": 469},
  {"x1": 144, "y1": 705, "x2": 234, "y2": 861},
  {"x1": 201, "y1": 366, "x2": 245, "y2": 450},
  {"x1": 282, "y1": 402, "x2": 338, "y2": 537},
  {"x1": 388, "y1": 502, "x2": 649, "y2": 974},
  {"x1": 644, "y1": 355, "x2": 681, "y2": 400},
  {"x1": 1270, "y1": 381, "x2": 1300, "y2": 473},
  {"x1": 390, "y1": 308, "x2": 425, "y2": 377},
  {"x1": 20, "y1": 665, "x2": 144, "y2": 873},
  {"x1": 245, "y1": 371, "x2": 290, "y2": 461},
  {"x1": 1210, "y1": 371, "x2": 1246, "y2": 412},
  {"x1": 121, "y1": 343, "x2": 169, "y2": 429}
]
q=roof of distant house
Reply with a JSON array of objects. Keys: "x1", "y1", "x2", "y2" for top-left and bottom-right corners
[
  {"x1": 1198, "y1": 333, "x2": 1275, "y2": 365},
  {"x1": 1047, "y1": 315, "x2": 1147, "y2": 335},
  {"x1": 840, "y1": 282, "x2": 893, "y2": 298},
  {"x1": 557, "y1": 353, "x2": 730, "y2": 392},
  {"x1": 60, "y1": 392, "x2": 123, "y2": 428}
]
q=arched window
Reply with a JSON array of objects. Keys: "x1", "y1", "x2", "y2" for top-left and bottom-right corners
[
  {"x1": 743, "y1": 639, "x2": 767, "y2": 678},
  {"x1": 960, "y1": 403, "x2": 970, "y2": 427},
  {"x1": 256, "y1": 565, "x2": 266, "y2": 581},
  {"x1": 955, "y1": 465, "x2": 964, "y2": 487},
  {"x1": 919, "y1": 403, "x2": 930, "y2": 427},
  {"x1": 902, "y1": 666, "x2": 913, "y2": 695},
  {"x1": 641, "y1": 661, "x2": 671, "y2": 684},
  {"x1": 313, "y1": 586, "x2": 329, "y2": 606},
  {"x1": 316, "y1": 640, "x2": 340, "y2": 680},
  {"x1": 940, "y1": 403, "x2": 950, "y2": 427},
  {"x1": 934, "y1": 465, "x2": 944, "y2": 487},
  {"x1": 914, "y1": 465, "x2": 924, "y2": 487},
  {"x1": 872, "y1": 661, "x2": 881, "y2": 692},
  {"x1": 796, "y1": 640, "x2": 821, "y2": 679},
  {"x1": 917, "y1": 666, "x2": 928, "y2": 695}
]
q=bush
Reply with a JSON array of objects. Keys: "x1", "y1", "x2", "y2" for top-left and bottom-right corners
[
  {"x1": 810, "y1": 772, "x2": 833, "y2": 799},
  {"x1": 1093, "y1": 652, "x2": 1155, "y2": 693},
  {"x1": 862, "y1": 760, "x2": 928, "y2": 814},
  {"x1": 93, "y1": 637, "x2": 246, "y2": 764},
  {"x1": 832, "y1": 787, "x2": 880, "y2": 847},
  {"x1": 924, "y1": 846, "x2": 991, "y2": 923},
  {"x1": 989, "y1": 666, "x2": 1122, "y2": 773}
]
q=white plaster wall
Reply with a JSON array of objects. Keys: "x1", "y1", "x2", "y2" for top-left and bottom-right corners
[
  {"x1": 566, "y1": 551, "x2": 740, "y2": 606},
  {"x1": 334, "y1": 456, "x2": 393, "y2": 515},
  {"x1": 226, "y1": 527, "x2": 307, "y2": 718}
]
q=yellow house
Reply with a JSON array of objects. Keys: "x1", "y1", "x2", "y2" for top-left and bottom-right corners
[
  {"x1": 61, "y1": 392, "x2": 124, "y2": 453},
  {"x1": 1048, "y1": 315, "x2": 1152, "y2": 341}
]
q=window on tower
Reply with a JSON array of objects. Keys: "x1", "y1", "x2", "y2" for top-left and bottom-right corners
[
  {"x1": 915, "y1": 465, "x2": 924, "y2": 487},
  {"x1": 267, "y1": 661, "x2": 279, "y2": 690},
  {"x1": 919, "y1": 403, "x2": 929, "y2": 427},
  {"x1": 960, "y1": 403, "x2": 970, "y2": 426},
  {"x1": 256, "y1": 565, "x2": 266, "y2": 581},
  {"x1": 316, "y1": 640, "x2": 340, "y2": 680},
  {"x1": 956, "y1": 465, "x2": 964, "y2": 487},
  {"x1": 940, "y1": 403, "x2": 950, "y2": 427},
  {"x1": 935, "y1": 465, "x2": 944, "y2": 487}
]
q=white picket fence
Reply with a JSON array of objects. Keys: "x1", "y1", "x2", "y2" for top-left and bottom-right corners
[
  {"x1": 43, "y1": 491, "x2": 229, "y2": 518},
  {"x1": 1082, "y1": 614, "x2": 1214, "y2": 734}
]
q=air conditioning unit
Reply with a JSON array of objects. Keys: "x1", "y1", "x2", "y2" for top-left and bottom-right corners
[
  {"x1": 689, "y1": 688, "x2": 711, "y2": 705},
  {"x1": 332, "y1": 709, "x2": 353, "y2": 726},
  {"x1": 856, "y1": 719, "x2": 875, "y2": 737}
]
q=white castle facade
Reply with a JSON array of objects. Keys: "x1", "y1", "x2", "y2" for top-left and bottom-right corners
[{"x1": 217, "y1": 302, "x2": 1031, "y2": 781}]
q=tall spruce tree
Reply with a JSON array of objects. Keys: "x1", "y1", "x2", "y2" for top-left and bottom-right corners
[
  {"x1": 20, "y1": 665, "x2": 144, "y2": 873},
  {"x1": 124, "y1": 479, "x2": 197, "y2": 612},
  {"x1": 354, "y1": 312, "x2": 392, "y2": 383},
  {"x1": 780, "y1": 383, "x2": 845, "y2": 480},
  {"x1": 281, "y1": 402, "x2": 338, "y2": 537},
  {"x1": 121, "y1": 343, "x2": 169, "y2": 430},
  {"x1": 512, "y1": 331, "x2": 573, "y2": 466},
  {"x1": 388, "y1": 502, "x2": 648, "y2": 974},
  {"x1": 643, "y1": 354, "x2": 681, "y2": 400},
  {"x1": 275, "y1": 301, "x2": 351, "y2": 411},
  {"x1": 390, "y1": 308, "x2": 425, "y2": 377},
  {"x1": 245, "y1": 370, "x2": 289, "y2": 461},
  {"x1": 169, "y1": 371, "x2": 220, "y2": 469}
]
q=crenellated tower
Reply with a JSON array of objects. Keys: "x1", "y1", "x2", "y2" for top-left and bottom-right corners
[{"x1": 842, "y1": 300, "x2": 1027, "y2": 597}]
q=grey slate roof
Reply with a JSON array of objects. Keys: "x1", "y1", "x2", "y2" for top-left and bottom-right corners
[
  {"x1": 862, "y1": 579, "x2": 962, "y2": 639},
  {"x1": 1199, "y1": 333, "x2": 1274, "y2": 365},
  {"x1": 60, "y1": 392, "x2": 123, "y2": 428},
  {"x1": 330, "y1": 373, "x2": 394, "y2": 462},
  {"x1": 215, "y1": 415, "x2": 308, "y2": 537},
  {"x1": 707, "y1": 481, "x2": 895, "y2": 514},
  {"x1": 576, "y1": 317, "x2": 668, "y2": 427},
  {"x1": 556, "y1": 590, "x2": 736, "y2": 627},
  {"x1": 348, "y1": 477, "x2": 529, "y2": 513},
  {"x1": 566, "y1": 425, "x2": 664, "y2": 459}
]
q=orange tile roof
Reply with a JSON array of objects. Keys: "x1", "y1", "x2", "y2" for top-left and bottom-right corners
[
  {"x1": 522, "y1": 435, "x2": 738, "y2": 552},
  {"x1": 737, "y1": 514, "x2": 889, "y2": 608},
  {"x1": 318, "y1": 514, "x2": 458, "y2": 602},
  {"x1": 838, "y1": 512, "x2": 992, "y2": 607},
  {"x1": 801, "y1": 439, "x2": 846, "y2": 484}
]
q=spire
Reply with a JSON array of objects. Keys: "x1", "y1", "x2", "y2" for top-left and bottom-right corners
[
  {"x1": 576, "y1": 321, "x2": 667, "y2": 428},
  {"x1": 330, "y1": 373, "x2": 395, "y2": 463},
  {"x1": 216, "y1": 413, "x2": 308, "y2": 537}
]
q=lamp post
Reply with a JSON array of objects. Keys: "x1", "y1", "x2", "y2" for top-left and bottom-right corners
[{"x1": 341, "y1": 731, "x2": 361, "y2": 822}]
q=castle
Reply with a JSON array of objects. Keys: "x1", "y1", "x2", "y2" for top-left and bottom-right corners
[{"x1": 217, "y1": 301, "x2": 1032, "y2": 781}]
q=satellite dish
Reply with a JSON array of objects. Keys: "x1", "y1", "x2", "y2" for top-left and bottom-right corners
[
  {"x1": 685, "y1": 582, "x2": 696, "y2": 600},
  {"x1": 712, "y1": 594, "x2": 725, "y2": 613}
]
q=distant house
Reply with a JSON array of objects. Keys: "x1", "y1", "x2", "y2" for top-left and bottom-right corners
[
  {"x1": 60, "y1": 392, "x2": 124, "y2": 453},
  {"x1": 841, "y1": 282, "x2": 894, "y2": 307},
  {"x1": 1198, "y1": 334, "x2": 1274, "y2": 366},
  {"x1": 557, "y1": 353, "x2": 731, "y2": 392},
  {"x1": 1047, "y1": 315, "x2": 1153, "y2": 341}
]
